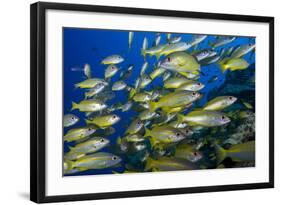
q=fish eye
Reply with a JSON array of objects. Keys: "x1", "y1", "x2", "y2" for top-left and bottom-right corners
[
  {"x1": 192, "y1": 92, "x2": 196, "y2": 96},
  {"x1": 197, "y1": 82, "x2": 201, "y2": 86},
  {"x1": 229, "y1": 96, "x2": 233, "y2": 100},
  {"x1": 221, "y1": 115, "x2": 225, "y2": 120},
  {"x1": 101, "y1": 139, "x2": 104, "y2": 142},
  {"x1": 176, "y1": 132, "x2": 180, "y2": 136},
  {"x1": 112, "y1": 115, "x2": 117, "y2": 119},
  {"x1": 193, "y1": 152, "x2": 198, "y2": 156},
  {"x1": 111, "y1": 66, "x2": 114, "y2": 70},
  {"x1": 112, "y1": 156, "x2": 117, "y2": 160},
  {"x1": 167, "y1": 57, "x2": 171, "y2": 62}
]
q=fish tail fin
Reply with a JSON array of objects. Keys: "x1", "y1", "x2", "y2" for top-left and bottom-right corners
[
  {"x1": 71, "y1": 102, "x2": 78, "y2": 111},
  {"x1": 129, "y1": 88, "x2": 136, "y2": 99},
  {"x1": 155, "y1": 53, "x2": 162, "y2": 60},
  {"x1": 214, "y1": 143, "x2": 227, "y2": 165},
  {"x1": 141, "y1": 49, "x2": 146, "y2": 58},
  {"x1": 144, "y1": 127, "x2": 152, "y2": 138},
  {"x1": 178, "y1": 72, "x2": 189, "y2": 78},
  {"x1": 219, "y1": 62, "x2": 228, "y2": 73},
  {"x1": 117, "y1": 136, "x2": 122, "y2": 145},
  {"x1": 149, "y1": 101, "x2": 158, "y2": 112},
  {"x1": 64, "y1": 160, "x2": 75, "y2": 171},
  {"x1": 149, "y1": 137, "x2": 159, "y2": 148},
  {"x1": 67, "y1": 145, "x2": 74, "y2": 152},
  {"x1": 144, "y1": 157, "x2": 155, "y2": 171},
  {"x1": 74, "y1": 83, "x2": 80, "y2": 89},
  {"x1": 85, "y1": 119, "x2": 92, "y2": 124},
  {"x1": 177, "y1": 114, "x2": 185, "y2": 123}
]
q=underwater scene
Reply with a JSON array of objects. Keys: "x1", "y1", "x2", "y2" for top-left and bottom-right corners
[{"x1": 63, "y1": 27, "x2": 256, "y2": 176}]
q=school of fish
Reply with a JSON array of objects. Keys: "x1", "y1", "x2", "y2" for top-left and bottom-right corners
[{"x1": 64, "y1": 31, "x2": 256, "y2": 175}]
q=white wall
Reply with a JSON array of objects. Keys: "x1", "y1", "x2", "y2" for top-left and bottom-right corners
[{"x1": 0, "y1": 0, "x2": 279, "y2": 204}]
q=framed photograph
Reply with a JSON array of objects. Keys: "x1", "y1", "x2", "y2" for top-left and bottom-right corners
[{"x1": 30, "y1": 2, "x2": 274, "y2": 203}]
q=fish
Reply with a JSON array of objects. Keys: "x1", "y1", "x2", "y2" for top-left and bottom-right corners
[
  {"x1": 140, "y1": 74, "x2": 152, "y2": 88},
  {"x1": 188, "y1": 35, "x2": 207, "y2": 47},
  {"x1": 153, "y1": 33, "x2": 161, "y2": 46},
  {"x1": 178, "y1": 127, "x2": 194, "y2": 137},
  {"x1": 144, "y1": 125, "x2": 185, "y2": 146},
  {"x1": 177, "y1": 110, "x2": 231, "y2": 127},
  {"x1": 166, "y1": 33, "x2": 172, "y2": 42},
  {"x1": 125, "y1": 118, "x2": 144, "y2": 135},
  {"x1": 64, "y1": 125, "x2": 96, "y2": 142},
  {"x1": 84, "y1": 83, "x2": 107, "y2": 98},
  {"x1": 203, "y1": 96, "x2": 237, "y2": 111},
  {"x1": 117, "y1": 134, "x2": 145, "y2": 143},
  {"x1": 112, "y1": 81, "x2": 127, "y2": 91},
  {"x1": 215, "y1": 141, "x2": 255, "y2": 164},
  {"x1": 83, "y1": 63, "x2": 91, "y2": 78},
  {"x1": 66, "y1": 152, "x2": 122, "y2": 170},
  {"x1": 160, "y1": 51, "x2": 200, "y2": 76},
  {"x1": 133, "y1": 142, "x2": 148, "y2": 151},
  {"x1": 67, "y1": 137, "x2": 109, "y2": 154},
  {"x1": 141, "y1": 37, "x2": 148, "y2": 58},
  {"x1": 209, "y1": 36, "x2": 236, "y2": 48},
  {"x1": 161, "y1": 104, "x2": 192, "y2": 114},
  {"x1": 154, "y1": 113, "x2": 177, "y2": 126},
  {"x1": 242, "y1": 100, "x2": 253, "y2": 109},
  {"x1": 149, "y1": 66, "x2": 166, "y2": 80},
  {"x1": 120, "y1": 65, "x2": 133, "y2": 80},
  {"x1": 200, "y1": 55, "x2": 220, "y2": 65},
  {"x1": 91, "y1": 127, "x2": 116, "y2": 137},
  {"x1": 141, "y1": 44, "x2": 165, "y2": 59},
  {"x1": 63, "y1": 114, "x2": 79, "y2": 127},
  {"x1": 164, "y1": 77, "x2": 192, "y2": 89},
  {"x1": 219, "y1": 58, "x2": 249, "y2": 72},
  {"x1": 119, "y1": 101, "x2": 133, "y2": 112},
  {"x1": 194, "y1": 49, "x2": 217, "y2": 61},
  {"x1": 128, "y1": 31, "x2": 134, "y2": 49},
  {"x1": 169, "y1": 36, "x2": 181, "y2": 44},
  {"x1": 64, "y1": 163, "x2": 88, "y2": 174},
  {"x1": 160, "y1": 42, "x2": 190, "y2": 56},
  {"x1": 175, "y1": 143, "x2": 203, "y2": 162},
  {"x1": 64, "y1": 30, "x2": 257, "y2": 175},
  {"x1": 75, "y1": 78, "x2": 107, "y2": 89},
  {"x1": 101, "y1": 55, "x2": 124, "y2": 65},
  {"x1": 149, "y1": 91, "x2": 201, "y2": 112},
  {"x1": 95, "y1": 91, "x2": 115, "y2": 101},
  {"x1": 86, "y1": 114, "x2": 120, "y2": 128},
  {"x1": 139, "y1": 110, "x2": 157, "y2": 121},
  {"x1": 105, "y1": 64, "x2": 119, "y2": 79},
  {"x1": 64, "y1": 152, "x2": 86, "y2": 161},
  {"x1": 176, "y1": 81, "x2": 205, "y2": 91},
  {"x1": 168, "y1": 120, "x2": 188, "y2": 129},
  {"x1": 145, "y1": 157, "x2": 199, "y2": 171},
  {"x1": 140, "y1": 61, "x2": 149, "y2": 76},
  {"x1": 71, "y1": 99, "x2": 107, "y2": 112},
  {"x1": 230, "y1": 44, "x2": 255, "y2": 58},
  {"x1": 133, "y1": 92, "x2": 152, "y2": 102}
]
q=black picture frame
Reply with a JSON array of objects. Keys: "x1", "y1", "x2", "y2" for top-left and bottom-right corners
[{"x1": 30, "y1": 2, "x2": 274, "y2": 203}]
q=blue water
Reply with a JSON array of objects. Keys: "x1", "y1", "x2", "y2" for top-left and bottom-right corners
[{"x1": 63, "y1": 27, "x2": 255, "y2": 176}]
